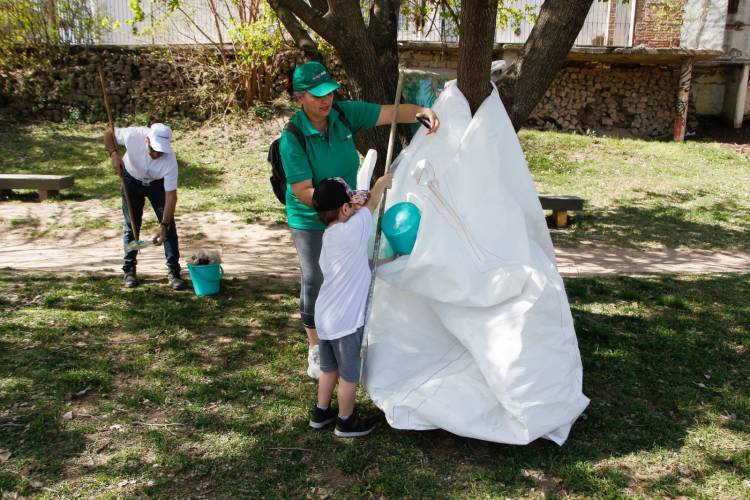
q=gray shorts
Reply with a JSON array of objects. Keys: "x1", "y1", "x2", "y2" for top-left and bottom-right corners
[{"x1": 318, "y1": 327, "x2": 364, "y2": 383}]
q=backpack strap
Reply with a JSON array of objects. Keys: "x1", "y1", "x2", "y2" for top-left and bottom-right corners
[
  {"x1": 284, "y1": 121, "x2": 306, "y2": 152},
  {"x1": 332, "y1": 102, "x2": 352, "y2": 132}
]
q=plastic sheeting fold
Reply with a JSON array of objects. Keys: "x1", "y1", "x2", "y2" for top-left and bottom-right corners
[{"x1": 364, "y1": 82, "x2": 589, "y2": 445}]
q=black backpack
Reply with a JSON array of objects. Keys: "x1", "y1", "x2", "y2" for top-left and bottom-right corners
[{"x1": 268, "y1": 102, "x2": 351, "y2": 205}]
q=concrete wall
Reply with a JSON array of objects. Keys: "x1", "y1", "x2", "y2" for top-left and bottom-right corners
[
  {"x1": 724, "y1": 0, "x2": 750, "y2": 60},
  {"x1": 693, "y1": 65, "x2": 729, "y2": 114},
  {"x1": 681, "y1": 0, "x2": 729, "y2": 50}
]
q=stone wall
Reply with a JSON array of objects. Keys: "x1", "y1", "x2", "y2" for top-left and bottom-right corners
[
  {"x1": 528, "y1": 63, "x2": 689, "y2": 138},
  {"x1": 1, "y1": 44, "x2": 694, "y2": 138},
  {"x1": 0, "y1": 45, "x2": 346, "y2": 122}
]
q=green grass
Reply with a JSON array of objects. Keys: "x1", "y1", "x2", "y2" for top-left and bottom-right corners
[
  {"x1": 521, "y1": 130, "x2": 750, "y2": 250},
  {"x1": 1, "y1": 270, "x2": 748, "y2": 497},
  {"x1": 1, "y1": 118, "x2": 748, "y2": 250}
]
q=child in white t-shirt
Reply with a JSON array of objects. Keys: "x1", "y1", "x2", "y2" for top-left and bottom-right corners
[{"x1": 308, "y1": 173, "x2": 392, "y2": 437}]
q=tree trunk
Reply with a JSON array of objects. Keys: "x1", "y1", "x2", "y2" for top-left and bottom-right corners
[
  {"x1": 496, "y1": 0, "x2": 595, "y2": 130},
  {"x1": 457, "y1": 0, "x2": 498, "y2": 115}
]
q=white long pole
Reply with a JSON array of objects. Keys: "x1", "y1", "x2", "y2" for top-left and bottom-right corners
[{"x1": 359, "y1": 70, "x2": 405, "y2": 380}]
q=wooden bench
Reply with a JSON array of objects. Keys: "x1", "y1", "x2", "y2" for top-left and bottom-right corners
[
  {"x1": 0, "y1": 174, "x2": 75, "y2": 200},
  {"x1": 539, "y1": 195, "x2": 584, "y2": 228}
]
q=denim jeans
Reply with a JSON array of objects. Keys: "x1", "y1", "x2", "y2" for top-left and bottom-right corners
[{"x1": 122, "y1": 171, "x2": 180, "y2": 273}]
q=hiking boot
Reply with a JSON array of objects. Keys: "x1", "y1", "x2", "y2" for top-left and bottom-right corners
[
  {"x1": 334, "y1": 413, "x2": 374, "y2": 438},
  {"x1": 309, "y1": 405, "x2": 337, "y2": 429},
  {"x1": 307, "y1": 344, "x2": 321, "y2": 379},
  {"x1": 167, "y1": 270, "x2": 186, "y2": 290},
  {"x1": 123, "y1": 270, "x2": 138, "y2": 288}
]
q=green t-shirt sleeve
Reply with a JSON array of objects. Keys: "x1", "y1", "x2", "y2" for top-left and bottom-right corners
[
  {"x1": 279, "y1": 129, "x2": 312, "y2": 184},
  {"x1": 336, "y1": 101, "x2": 382, "y2": 133}
]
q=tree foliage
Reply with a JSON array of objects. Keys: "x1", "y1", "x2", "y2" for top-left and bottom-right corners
[{"x1": 0, "y1": 0, "x2": 99, "y2": 67}]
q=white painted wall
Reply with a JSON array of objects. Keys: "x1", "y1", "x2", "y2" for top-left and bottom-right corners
[{"x1": 681, "y1": 0, "x2": 728, "y2": 51}]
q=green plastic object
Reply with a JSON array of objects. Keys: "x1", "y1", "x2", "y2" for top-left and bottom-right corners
[
  {"x1": 382, "y1": 202, "x2": 421, "y2": 256},
  {"x1": 187, "y1": 262, "x2": 224, "y2": 296},
  {"x1": 125, "y1": 239, "x2": 149, "y2": 251}
]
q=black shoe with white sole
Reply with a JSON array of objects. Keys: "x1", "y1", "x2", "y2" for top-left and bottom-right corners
[
  {"x1": 309, "y1": 405, "x2": 336, "y2": 429},
  {"x1": 123, "y1": 270, "x2": 138, "y2": 288},
  {"x1": 167, "y1": 270, "x2": 186, "y2": 290},
  {"x1": 334, "y1": 413, "x2": 374, "y2": 438}
]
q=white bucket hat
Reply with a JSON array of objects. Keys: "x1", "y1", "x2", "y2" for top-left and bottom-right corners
[{"x1": 147, "y1": 123, "x2": 174, "y2": 155}]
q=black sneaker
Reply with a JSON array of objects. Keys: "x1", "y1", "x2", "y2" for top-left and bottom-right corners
[
  {"x1": 123, "y1": 270, "x2": 138, "y2": 288},
  {"x1": 309, "y1": 405, "x2": 336, "y2": 429},
  {"x1": 334, "y1": 413, "x2": 374, "y2": 438},
  {"x1": 167, "y1": 270, "x2": 186, "y2": 290}
]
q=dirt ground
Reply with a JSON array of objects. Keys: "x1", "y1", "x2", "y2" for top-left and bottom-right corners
[
  {"x1": 691, "y1": 116, "x2": 750, "y2": 157},
  {"x1": 2, "y1": 201, "x2": 749, "y2": 278}
]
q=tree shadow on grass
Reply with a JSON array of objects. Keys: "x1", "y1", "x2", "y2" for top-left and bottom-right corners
[
  {"x1": 0, "y1": 123, "x2": 222, "y2": 201},
  {"x1": 1, "y1": 271, "x2": 748, "y2": 497},
  {"x1": 553, "y1": 190, "x2": 750, "y2": 251}
]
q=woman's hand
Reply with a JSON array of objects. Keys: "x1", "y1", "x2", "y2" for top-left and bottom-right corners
[{"x1": 416, "y1": 108, "x2": 439, "y2": 135}]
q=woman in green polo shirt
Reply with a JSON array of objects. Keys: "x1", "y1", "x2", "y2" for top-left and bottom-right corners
[{"x1": 280, "y1": 61, "x2": 439, "y2": 379}]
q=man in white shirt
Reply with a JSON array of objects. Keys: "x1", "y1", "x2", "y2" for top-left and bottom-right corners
[{"x1": 103, "y1": 123, "x2": 185, "y2": 290}]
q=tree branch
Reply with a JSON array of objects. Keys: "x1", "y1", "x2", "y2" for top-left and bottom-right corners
[
  {"x1": 268, "y1": 0, "x2": 322, "y2": 58},
  {"x1": 273, "y1": 0, "x2": 336, "y2": 43},
  {"x1": 368, "y1": 0, "x2": 399, "y2": 51},
  {"x1": 496, "y1": 0, "x2": 595, "y2": 129}
]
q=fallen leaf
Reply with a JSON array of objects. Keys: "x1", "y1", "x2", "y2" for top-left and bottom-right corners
[
  {"x1": 0, "y1": 450, "x2": 11, "y2": 462},
  {"x1": 62, "y1": 411, "x2": 74, "y2": 420},
  {"x1": 30, "y1": 480, "x2": 43, "y2": 488}
]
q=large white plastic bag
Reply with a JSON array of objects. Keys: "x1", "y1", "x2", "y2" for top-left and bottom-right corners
[{"x1": 364, "y1": 82, "x2": 589, "y2": 445}]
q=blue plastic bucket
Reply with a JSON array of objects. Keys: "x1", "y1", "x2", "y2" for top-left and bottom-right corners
[
  {"x1": 382, "y1": 202, "x2": 421, "y2": 255},
  {"x1": 187, "y1": 262, "x2": 224, "y2": 296}
]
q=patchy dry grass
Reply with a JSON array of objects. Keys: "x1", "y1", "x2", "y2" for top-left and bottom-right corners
[
  {"x1": 1, "y1": 117, "x2": 748, "y2": 250},
  {"x1": 1, "y1": 271, "x2": 748, "y2": 497}
]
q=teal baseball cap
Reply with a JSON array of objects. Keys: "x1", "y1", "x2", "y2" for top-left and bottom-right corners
[{"x1": 292, "y1": 61, "x2": 341, "y2": 97}]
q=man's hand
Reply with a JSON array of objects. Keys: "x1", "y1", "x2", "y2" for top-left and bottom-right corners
[
  {"x1": 153, "y1": 224, "x2": 167, "y2": 245},
  {"x1": 416, "y1": 108, "x2": 440, "y2": 135},
  {"x1": 111, "y1": 152, "x2": 125, "y2": 177}
]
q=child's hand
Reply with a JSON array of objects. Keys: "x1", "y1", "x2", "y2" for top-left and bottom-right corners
[
  {"x1": 376, "y1": 172, "x2": 393, "y2": 190},
  {"x1": 366, "y1": 173, "x2": 394, "y2": 214}
]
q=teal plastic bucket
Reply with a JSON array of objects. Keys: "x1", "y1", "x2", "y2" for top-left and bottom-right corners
[
  {"x1": 382, "y1": 202, "x2": 421, "y2": 255},
  {"x1": 187, "y1": 262, "x2": 224, "y2": 296}
]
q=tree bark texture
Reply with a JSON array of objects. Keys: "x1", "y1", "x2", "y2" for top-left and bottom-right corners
[
  {"x1": 496, "y1": 0, "x2": 595, "y2": 130},
  {"x1": 457, "y1": 0, "x2": 499, "y2": 115}
]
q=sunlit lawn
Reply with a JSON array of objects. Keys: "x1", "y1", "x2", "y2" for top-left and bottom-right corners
[
  {"x1": 0, "y1": 271, "x2": 748, "y2": 497},
  {"x1": 1, "y1": 115, "x2": 748, "y2": 250},
  {"x1": 2, "y1": 111, "x2": 749, "y2": 497}
]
